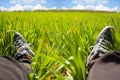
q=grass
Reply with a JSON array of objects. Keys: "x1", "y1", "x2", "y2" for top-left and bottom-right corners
[{"x1": 0, "y1": 11, "x2": 120, "y2": 80}]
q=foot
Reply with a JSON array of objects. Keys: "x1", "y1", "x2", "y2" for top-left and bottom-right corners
[
  {"x1": 14, "y1": 32, "x2": 34, "y2": 63},
  {"x1": 87, "y1": 26, "x2": 115, "y2": 67}
]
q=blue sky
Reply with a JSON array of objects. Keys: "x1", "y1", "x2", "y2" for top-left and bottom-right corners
[{"x1": 0, "y1": 0, "x2": 120, "y2": 11}]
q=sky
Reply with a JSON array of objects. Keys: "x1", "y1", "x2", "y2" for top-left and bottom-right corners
[{"x1": 0, "y1": 0, "x2": 120, "y2": 11}]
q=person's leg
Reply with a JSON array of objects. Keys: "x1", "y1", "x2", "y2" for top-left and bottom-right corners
[
  {"x1": 0, "y1": 32, "x2": 34, "y2": 80},
  {"x1": 13, "y1": 32, "x2": 34, "y2": 73},
  {"x1": 86, "y1": 26, "x2": 120, "y2": 80},
  {"x1": 88, "y1": 51, "x2": 120, "y2": 80},
  {"x1": 0, "y1": 56, "x2": 29, "y2": 80}
]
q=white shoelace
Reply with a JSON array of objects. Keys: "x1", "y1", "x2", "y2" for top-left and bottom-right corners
[{"x1": 87, "y1": 39, "x2": 112, "y2": 66}]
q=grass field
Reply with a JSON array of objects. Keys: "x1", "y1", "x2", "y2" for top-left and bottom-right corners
[{"x1": 0, "y1": 11, "x2": 120, "y2": 80}]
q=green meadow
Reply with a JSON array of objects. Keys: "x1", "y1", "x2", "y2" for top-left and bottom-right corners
[{"x1": 0, "y1": 11, "x2": 120, "y2": 80}]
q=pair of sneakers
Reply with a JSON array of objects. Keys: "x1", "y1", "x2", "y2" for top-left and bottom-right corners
[
  {"x1": 13, "y1": 26, "x2": 115, "y2": 67},
  {"x1": 87, "y1": 26, "x2": 115, "y2": 71}
]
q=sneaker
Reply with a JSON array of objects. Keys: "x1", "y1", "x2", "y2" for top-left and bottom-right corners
[
  {"x1": 87, "y1": 26, "x2": 115, "y2": 67},
  {"x1": 14, "y1": 32, "x2": 34, "y2": 63}
]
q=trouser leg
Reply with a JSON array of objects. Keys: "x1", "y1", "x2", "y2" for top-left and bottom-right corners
[
  {"x1": 15, "y1": 52, "x2": 33, "y2": 74},
  {"x1": 19, "y1": 62, "x2": 32, "y2": 74},
  {"x1": 0, "y1": 56, "x2": 29, "y2": 80},
  {"x1": 88, "y1": 51, "x2": 120, "y2": 80}
]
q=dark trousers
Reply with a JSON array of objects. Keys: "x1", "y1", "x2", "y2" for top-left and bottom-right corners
[
  {"x1": 88, "y1": 51, "x2": 120, "y2": 80},
  {"x1": 1, "y1": 51, "x2": 120, "y2": 80},
  {"x1": 0, "y1": 56, "x2": 31, "y2": 80}
]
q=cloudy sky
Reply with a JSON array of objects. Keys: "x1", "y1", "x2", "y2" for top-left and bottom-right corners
[{"x1": 0, "y1": 0, "x2": 119, "y2": 11}]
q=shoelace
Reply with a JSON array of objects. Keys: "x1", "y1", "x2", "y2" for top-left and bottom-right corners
[
  {"x1": 14, "y1": 39, "x2": 29, "y2": 49},
  {"x1": 14, "y1": 39, "x2": 34, "y2": 58},
  {"x1": 87, "y1": 39, "x2": 112, "y2": 66},
  {"x1": 90, "y1": 39, "x2": 111, "y2": 54}
]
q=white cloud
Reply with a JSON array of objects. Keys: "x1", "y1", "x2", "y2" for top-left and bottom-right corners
[
  {"x1": 33, "y1": 4, "x2": 48, "y2": 10},
  {"x1": 0, "y1": 7, "x2": 7, "y2": 11},
  {"x1": 111, "y1": 7, "x2": 118, "y2": 11},
  {"x1": 0, "y1": 4, "x2": 48, "y2": 11},
  {"x1": 71, "y1": 4, "x2": 118, "y2": 11},
  {"x1": 9, "y1": 4, "x2": 23, "y2": 11},
  {"x1": 10, "y1": 0, "x2": 46, "y2": 4},
  {"x1": 0, "y1": 4, "x2": 118, "y2": 12},
  {"x1": 23, "y1": 5, "x2": 33, "y2": 10},
  {"x1": 61, "y1": 7, "x2": 69, "y2": 10},
  {"x1": 49, "y1": 7, "x2": 57, "y2": 10},
  {"x1": 71, "y1": 4, "x2": 85, "y2": 10},
  {"x1": 72, "y1": 0, "x2": 109, "y2": 4},
  {"x1": 95, "y1": 4, "x2": 118, "y2": 11},
  {"x1": 95, "y1": 4, "x2": 110, "y2": 11}
]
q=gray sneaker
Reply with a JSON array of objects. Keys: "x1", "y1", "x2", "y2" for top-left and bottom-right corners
[
  {"x1": 14, "y1": 32, "x2": 34, "y2": 63},
  {"x1": 87, "y1": 26, "x2": 115, "y2": 67}
]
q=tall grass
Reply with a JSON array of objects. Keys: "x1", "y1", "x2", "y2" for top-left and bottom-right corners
[{"x1": 0, "y1": 12, "x2": 120, "y2": 80}]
